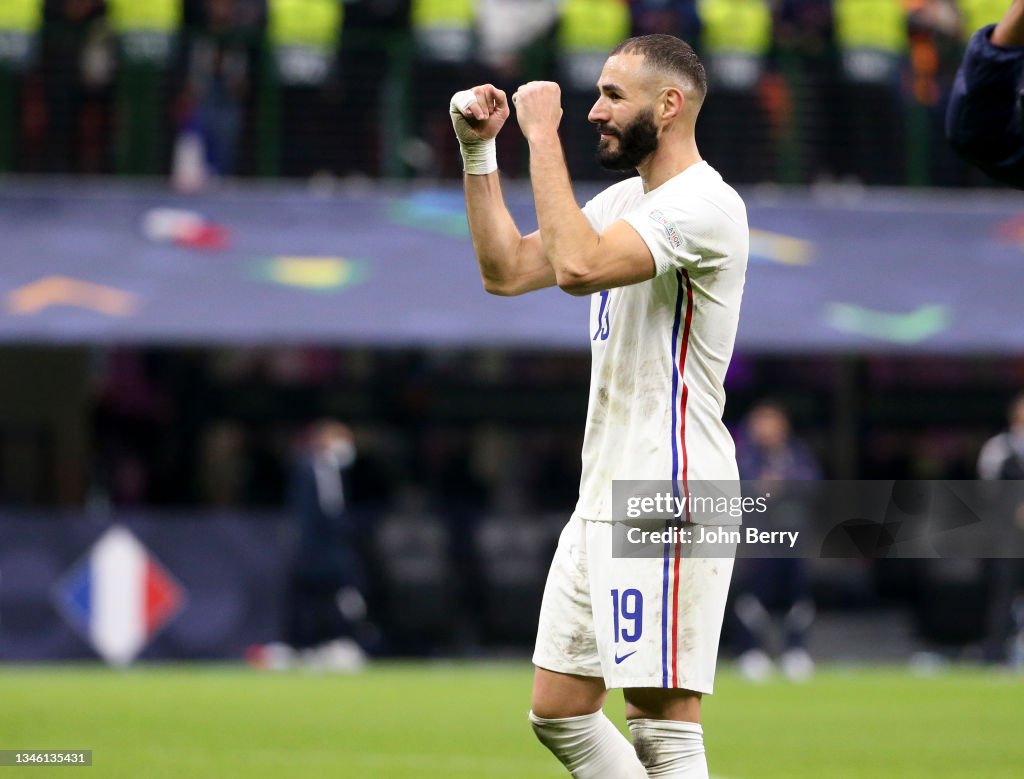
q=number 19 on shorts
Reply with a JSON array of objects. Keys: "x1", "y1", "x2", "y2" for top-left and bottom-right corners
[{"x1": 610, "y1": 588, "x2": 643, "y2": 643}]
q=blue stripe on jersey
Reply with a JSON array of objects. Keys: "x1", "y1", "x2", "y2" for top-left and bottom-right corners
[
  {"x1": 663, "y1": 270, "x2": 685, "y2": 687},
  {"x1": 661, "y1": 519, "x2": 671, "y2": 688}
]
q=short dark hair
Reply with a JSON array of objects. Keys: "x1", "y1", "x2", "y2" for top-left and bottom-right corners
[{"x1": 610, "y1": 34, "x2": 707, "y2": 102}]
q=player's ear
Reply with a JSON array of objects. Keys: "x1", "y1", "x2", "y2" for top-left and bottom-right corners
[{"x1": 659, "y1": 86, "x2": 683, "y2": 124}]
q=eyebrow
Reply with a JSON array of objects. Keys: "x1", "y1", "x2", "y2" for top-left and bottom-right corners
[{"x1": 598, "y1": 82, "x2": 625, "y2": 96}]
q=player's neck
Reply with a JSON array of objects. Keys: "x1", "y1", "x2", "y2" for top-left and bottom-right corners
[{"x1": 637, "y1": 139, "x2": 702, "y2": 193}]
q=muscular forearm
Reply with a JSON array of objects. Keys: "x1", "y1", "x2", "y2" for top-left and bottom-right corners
[
  {"x1": 464, "y1": 173, "x2": 523, "y2": 290},
  {"x1": 992, "y1": 1, "x2": 1024, "y2": 47},
  {"x1": 527, "y1": 131, "x2": 600, "y2": 295},
  {"x1": 464, "y1": 173, "x2": 555, "y2": 296}
]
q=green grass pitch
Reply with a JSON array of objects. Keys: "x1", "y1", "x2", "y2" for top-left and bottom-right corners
[{"x1": 2, "y1": 662, "x2": 1022, "y2": 778}]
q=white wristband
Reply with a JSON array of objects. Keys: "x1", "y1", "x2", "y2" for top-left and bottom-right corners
[
  {"x1": 450, "y1": 89, "x2": 498, "y2": 175},
  {"x1": 459, "y1": 138, "x2": 497, "y2": 175}
]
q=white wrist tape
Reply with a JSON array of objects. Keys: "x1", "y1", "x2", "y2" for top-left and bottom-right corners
[
  {"x1": 450, "y1": 89, "x2": 498, "y2": 175},
  {"x1": 459, "y1": 138, "x2": 497, "y2": 175}
]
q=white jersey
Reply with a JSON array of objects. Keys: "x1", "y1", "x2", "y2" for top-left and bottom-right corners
[{"x1": 575, "y1": 160, "x2": 748, "y2": 522}]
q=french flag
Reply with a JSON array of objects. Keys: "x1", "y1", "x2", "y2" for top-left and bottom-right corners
[{"x1": 54, "y1": 526, "x2": 184, "y2": 666}]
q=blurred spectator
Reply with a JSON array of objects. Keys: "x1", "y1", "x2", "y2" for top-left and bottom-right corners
[
  {"x1": 771, "y1": 0, "x2": 842, "y2": 183},
  {"x1": 40, "y1": 0, "x2": 114, "y2": 173},
  {"x1": 265, "y1": 0, "x2": 342, "y2": 177},
  {"x1": 906, "y1": 0, "x2": 967, "y2": 186},
  {"x1": 833, "y1": 0, "x2": 909, "y2": 185},
  {"x1": 557, "y1": 0, "x2": 631, "y2": 179},
  {"x1": 733, "y1": 400, "x2": 822, "y2": 682},
  {"x1": 282, "y1": 420, "x2": 369, "y2": 668},
  {"x1": 947, "y1": 0, "x2": 1024, "y2": 187},
  {"x1": 695, "y1": 0, "x2": 776, "y2": 184},
  {"x1": 976, "y1": 393, "x2": 1024, "y2": 666},
  {"x1": 335, "y1": 0, "x2": 411, "y2": 177},
  {"x1": 10, "y1": 0, "x2": 1018, "y2": 186},
  {"x1": 0, "y1": 0, "x2": 43, "y2": 172},
  {"x1": 628, "y1": 0, "x2": 700, "y2": 40},
  {"x1": 408, "y1": 0, "x2": 476, "y2": 177},
  {"x1": 978, "y1": 392, "x2": 1024, "y2": 480},
  {"x1": 475, "y1": 0, "x2": 560, "y2": 175},
  {"x1": 476, "y1": 0, "x2": 559, "y2": 80},
  {"x1": 174, "y1": 0, "x2": 261, "y2": 179},
  {"x1": 108, "y1": 0, "x2": 182, "y2": 174}
]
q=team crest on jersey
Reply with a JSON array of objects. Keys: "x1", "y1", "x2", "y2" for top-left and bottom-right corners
[{"x1": 648, "y1": 209, "x2": 682, "y2": 249}]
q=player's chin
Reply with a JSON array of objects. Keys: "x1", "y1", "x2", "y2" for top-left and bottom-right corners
[{"x1": 597, "y1": 150, "x2": 632, "y2": 171}]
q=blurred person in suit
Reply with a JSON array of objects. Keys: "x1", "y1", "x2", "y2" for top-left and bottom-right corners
[
  {"x1": 978, "y1": 392, "x2": 1024, "y2": 481},
  {"x1": 176, "y1": 0, "x2": 261, "y2": 177},
  {"x1": 733, "y1": 400, "x2": 822, "y2": 682},
  {"x1": 253, "y1": 420, "x2": 370, "y2": 671}
]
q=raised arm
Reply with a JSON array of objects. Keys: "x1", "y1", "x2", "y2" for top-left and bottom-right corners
[
  {"x1": 993, "y1": 0, "x2": 1024, "y2": 46},
  {"x1": 451, "y1": 86, "x2": 556, "y2": 296},
  {"x1": 511, "y1": 82, "x2": 656, "y2": 297},
  {"x1": 946, "y1": 1, "x2": 1024, "y2": 186}
]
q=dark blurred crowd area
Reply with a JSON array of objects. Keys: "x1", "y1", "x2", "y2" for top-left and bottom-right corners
[
  {"x1": 0, "y1": 347, "x2": 1017, "y2": 512},
  {"x1": 4, "y1": 346, "x2": 1023, "y2": 657},
  {"x1": 77, "y1": 349, "x2": 1024, "y2": 512},
  {"x1": 0, "y1": 0, "x2": 1013, "y2": 187}
]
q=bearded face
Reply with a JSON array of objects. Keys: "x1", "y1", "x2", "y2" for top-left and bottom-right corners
[{"x1": 596, "y1": 108, "x2": 660, "y2": 171}]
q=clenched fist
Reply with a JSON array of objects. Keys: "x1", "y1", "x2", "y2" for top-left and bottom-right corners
[
  {"x1": 450, "y1": 84, "x2": 511, "y2": 144},
  {"x1": 511, "y1": 81, "x2": 563, "y2": 142}
]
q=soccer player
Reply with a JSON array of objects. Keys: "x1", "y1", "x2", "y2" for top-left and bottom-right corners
[
  {"x1": 450, "y1": 34, "x2": 748, "y2": 778},
  {"x1": 947, "y1": 0, "x2": 1024, "y2": 187},
  {"x1": 976, "y1": 392, "x2": 1024, "y2": 665}
]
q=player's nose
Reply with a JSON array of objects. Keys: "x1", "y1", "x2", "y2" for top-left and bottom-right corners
[{"x1": 588, "y1": 98, "x2": 609, "y2": 125}]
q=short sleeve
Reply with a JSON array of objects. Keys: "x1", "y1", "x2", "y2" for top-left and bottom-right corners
[
  {"x1": 580, "y1": 177, "x2": 641, "y2": 233},
  {"x1": 581, "y1": 197, "x2": 603, "y2": 232},
  {"x1": 621, "y1": 194, "x2": 745, "y2": 277},
  {"x1": 581, "y1": 187, "x2": 614, "y2": 232}
]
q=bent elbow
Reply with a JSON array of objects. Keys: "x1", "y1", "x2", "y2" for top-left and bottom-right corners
[
  {"x1": 558, "y1": 281, "x2": 594, "y2": 297},
  {"x1": 556, "y1": 269, "x2": 596, "y2": 297},
  {"x1": 482, "y1": 276, "x2": 519, "y2": 296}
]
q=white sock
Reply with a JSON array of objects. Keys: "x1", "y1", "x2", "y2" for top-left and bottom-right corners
[
  {"x1": 530, "y1": 710, "x2": 649, "y2": 778},
  {"x1": 628, "y1": 719, "x2": 708, "y2": 778}
]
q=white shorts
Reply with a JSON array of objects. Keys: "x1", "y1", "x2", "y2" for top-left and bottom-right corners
[{"x1": 532, "y1": 514, "x2": 735, "y2": 693}]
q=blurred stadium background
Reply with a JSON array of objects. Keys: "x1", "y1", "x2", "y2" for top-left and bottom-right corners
[{"x1": 2, "y1": 0, "x2": 1023, "y2": 776}]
